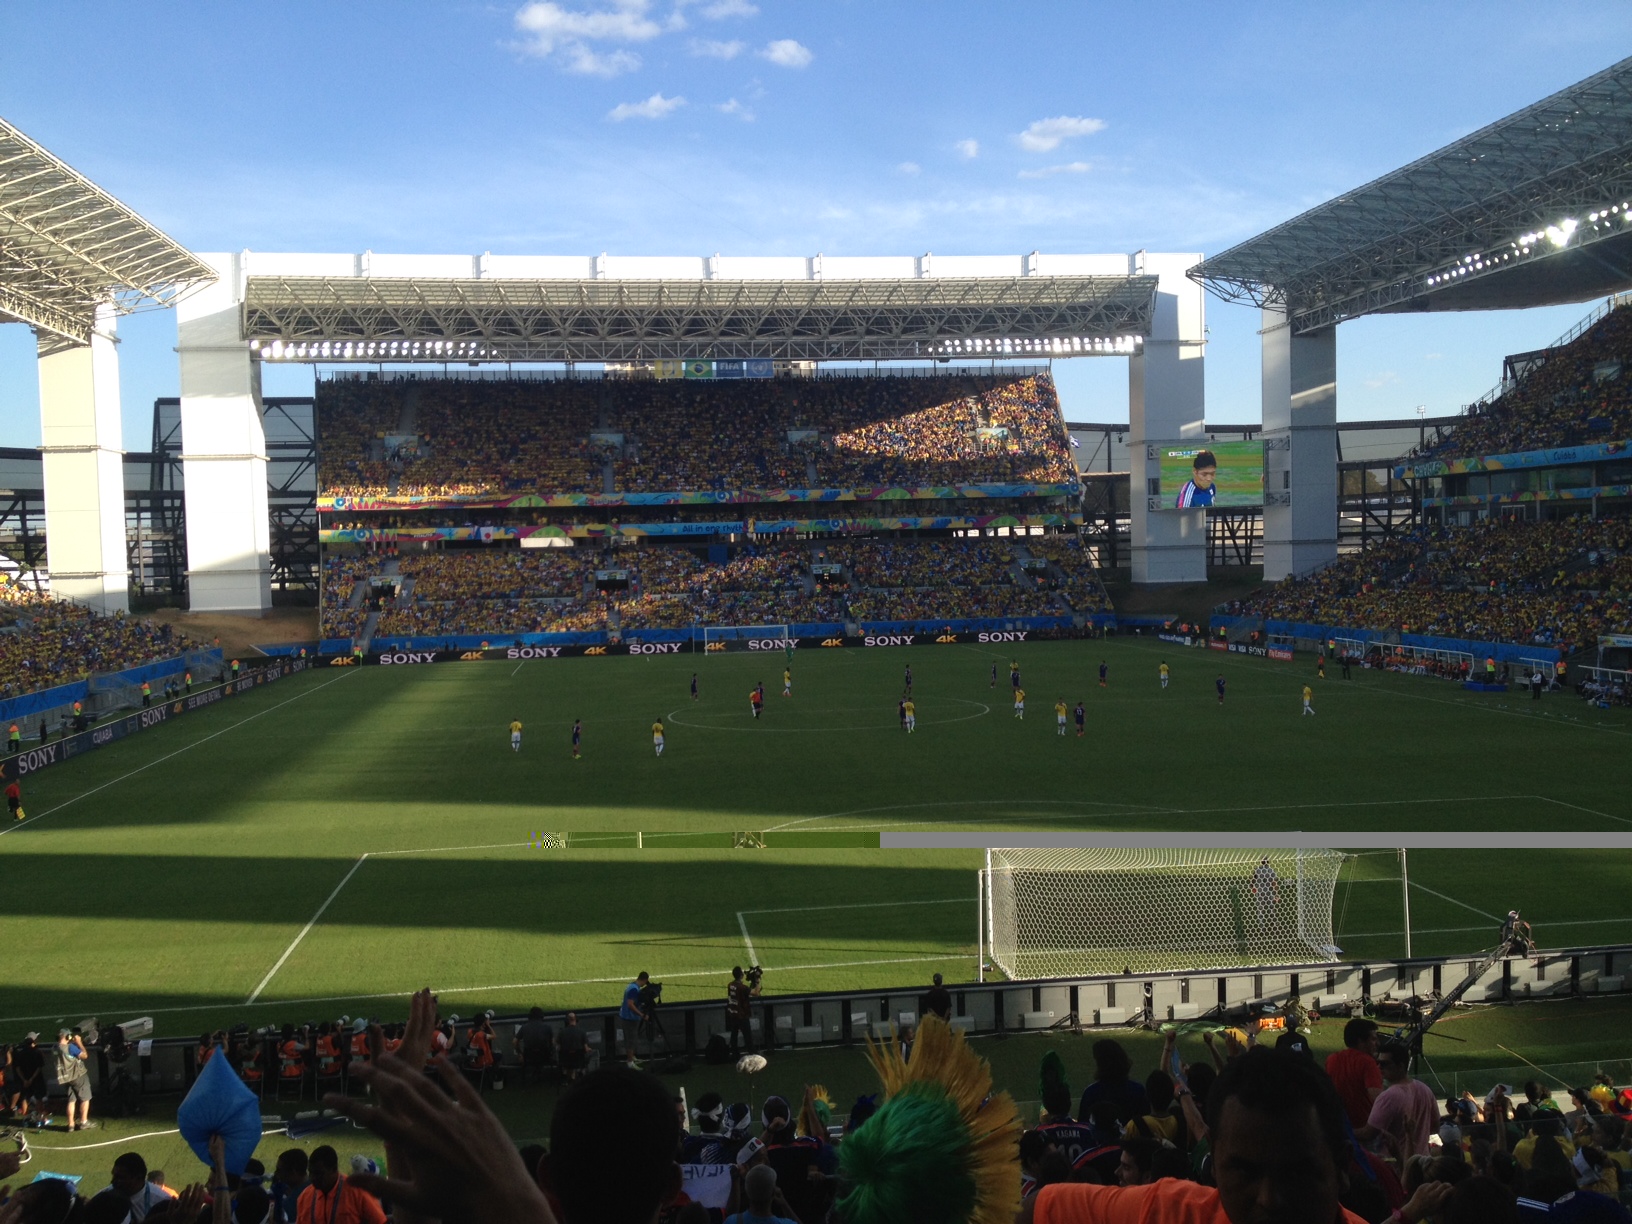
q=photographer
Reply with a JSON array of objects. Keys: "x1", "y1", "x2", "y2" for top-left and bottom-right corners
[
  {"x1": 726, "y1": 966, "x2": 762, "y2": 1055},
  {"x1": 53, "y1": 1028, "x2": 93, "y2": 1132},
  {"x1": 620, "y1": 972, "x2": 651, "y2": 1066}
]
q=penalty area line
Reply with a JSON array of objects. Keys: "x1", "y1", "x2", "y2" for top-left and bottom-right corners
[
  {"x1": 246, "y1": 854, "x2": 371, "y2": 1004},
  {"x1": 0, "y1": 669, "x2": 357, "y2": 841}
]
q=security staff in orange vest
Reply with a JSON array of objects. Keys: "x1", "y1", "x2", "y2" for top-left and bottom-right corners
[{"x1": 184, "y1": 671, "x2": 192, "y2": 693}]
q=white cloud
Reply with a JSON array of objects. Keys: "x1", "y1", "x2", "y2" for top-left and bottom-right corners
[
  {"x1": 608, "y1": 92, "x2": 687, "y2": 121},
  {"x1": 955, "y1": 139, "x2": 979, "y2": 159},
  {"x1": 566, "y1": 45, "x2": 643, "y2": 75},
  {"x1": 717, "y1": 97, "x2": 754, "y2": 121},
  {"x1": 1017, "y1": 161, "x2": 1090, "y2": 180},
  {"x1": 700, "y1": 0, "x2": 757, "y2": 16},
  {"x1": 898, "y1": 161, "x2": 921, "y2": 175},
  {"x1": 1016, "y1": 115, "x2": 1107, "y2": 153},
  {"x1": 514, "y1": 0, "x2": 668, "y2": 75},
  {"x1": 1363, "y1": 370, "x2": 1399, "y2": 390},
  {"x1": 759, "y1": 38, "x2": 813, "y2": 68},
  {"x1": 690, "y1": 37, "x2": 744, "y2": 57}
]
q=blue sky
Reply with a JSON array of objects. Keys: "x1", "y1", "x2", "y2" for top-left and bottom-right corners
[{"x1": 2, "y1": 1, "x2": 1630, "y2": 450}]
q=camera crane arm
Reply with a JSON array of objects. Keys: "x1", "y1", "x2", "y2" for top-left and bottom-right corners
[{"x1": 1397, "y1": 913, "x2": 1533, "y2": 1061}]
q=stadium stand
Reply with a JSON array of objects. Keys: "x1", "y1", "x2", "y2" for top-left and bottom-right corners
[
  {"x1": 13, "y1": 1010, "x2": 1631, "y2": 1223},
  {"x1": 0, "y1": 582, "x2": 199, "y2": 699},
  {"x1": 316, "y1": 372, "x2": 1074, "y2": 500},
  {"x1": 1419, "y1": 299, "x2": 1632, "y2": 461},
  {"x1": 1230, "y1": 516, "x2": 1632, "y2": 656}
]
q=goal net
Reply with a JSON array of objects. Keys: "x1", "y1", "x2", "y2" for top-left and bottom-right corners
[
  {"x1": 984, "y1": 847, "x2": 1344, "y2": 979},
  {"x1": 702, "y1": 624, "x2": 791, "y2": 652}
]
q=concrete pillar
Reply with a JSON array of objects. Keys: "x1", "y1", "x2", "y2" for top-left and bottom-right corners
[
  {"x1": 1261, "y1": 305, "x2": 1338, "y2": 581},
  {"x1": 1128, "y1": 252, "x2": 1207, "y2": 583},
  {"x1": 38, "y1": 305, "x2": 129, "y2": 614},
  {"x1": 178, "y1": 252, "x2": 271, "y2": 613}
]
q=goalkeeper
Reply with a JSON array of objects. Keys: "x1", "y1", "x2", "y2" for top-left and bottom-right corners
[{"x1": 1250, "y1": 857, "x2": 1281, "y2": 929}]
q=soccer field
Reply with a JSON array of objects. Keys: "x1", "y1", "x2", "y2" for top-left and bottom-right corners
[{"x1": 1, "y1": 637, "x2": 1628, "y2": 1031}]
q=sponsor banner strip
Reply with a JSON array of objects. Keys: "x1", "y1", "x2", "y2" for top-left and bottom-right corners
[
  {"x1": 355, "y1": 632, "x2": 1055, "y2": 667},
  {"x1": 3, "y1": 661, "x2": 310, "y2": 781}
]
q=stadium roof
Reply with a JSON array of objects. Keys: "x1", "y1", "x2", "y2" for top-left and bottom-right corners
[
  {"x1": 0, "y1": 116, "x2": 215, "y2": 346},
  {"x1": 243, "y1": 273, "x2": 1158, "y2": 363},
  {"x1": 1190, "y1": 57, "x2": 1632, "y2": 333}
]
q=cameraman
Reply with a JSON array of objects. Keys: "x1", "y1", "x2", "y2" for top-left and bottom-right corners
[
  {"x1": 620, "y1": 972, "x2": 651, "y2": 1066},
  {"x1": 726, "y1": 966, "x2": 761, "y2": 1054}
]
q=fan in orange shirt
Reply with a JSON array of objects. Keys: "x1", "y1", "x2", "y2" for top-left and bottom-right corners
[{"x1": 1023, "y1": 1048, "x2": 1445, "y2": 1224}]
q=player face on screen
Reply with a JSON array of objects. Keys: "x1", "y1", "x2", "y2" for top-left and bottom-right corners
[{"x1": 1190, "y1": 452, "x2": 1217, "y2": 490}]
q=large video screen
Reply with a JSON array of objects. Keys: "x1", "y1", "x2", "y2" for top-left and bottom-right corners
[{"x1": 1154, "y1": 440, "x2": 1264, "y2": 509}]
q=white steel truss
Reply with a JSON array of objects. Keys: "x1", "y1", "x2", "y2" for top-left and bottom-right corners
[
  {"x1": 1191, "y1": 56, "x2": 1632, "y2": 332},
  {"x1": 242, "y1": 273, "x2": 1158, "y2": 363},
  {"x1": 0, "y1": 116, "x2": 215, "y2": 346}
]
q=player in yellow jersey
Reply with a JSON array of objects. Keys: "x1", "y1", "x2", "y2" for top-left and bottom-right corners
[
  {"x1": 509, "y1": 719, "x2": 523, "y2": 751},
  {"x1": 782, "y1": 667, "x2": 792, "y2": 697},
  {"x1": 1301, "y1": 685, "x2": 1315, "y2": 717},
  {"x1": 652, "y1": 718, "x2": 666, "y2": 755},
  {"x1": 1159, "y1": 661, "x2": 1170, "y2": 689},
  {"x1": 1054, "y1": 699, "x2": 1068, "y2": 735},
  {"x1": 1013, "y1": 687, "x2": 1025, "y2": 719},
  {"x1": 903, "y1": 698, "x2": 916, "y2": 733}
]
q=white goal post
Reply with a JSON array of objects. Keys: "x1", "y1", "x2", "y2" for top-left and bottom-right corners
[
  {"x1": 701, "y1": 624, "x2": 792, "y2": 652},
  {"x1": 980, "y1": 847, "x2": 1345, "y2": 980}
]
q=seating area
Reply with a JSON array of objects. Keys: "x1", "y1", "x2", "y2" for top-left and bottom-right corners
[
  {"x1": 1422, "y1": 301, "x2": 1632, "y2": 460},
  {"x1": 329, "y1": 536, "x2": 1102, "y2": 640},
  {"x1": 316, "y1": 372, "x2": 1075, "y2": 500},
  {"x1": 1230, "y1": 516, "x2": 1632, "y2": 654},
  {"x1": 1022, "y1": 539, "x2": 1115, "y2": 614},
  {"x1": 0, "y1": 583, "x2": 196, "y2": 698}
]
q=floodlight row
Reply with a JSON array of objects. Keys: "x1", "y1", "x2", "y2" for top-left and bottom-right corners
[{"x1": 1423, "y1": 202, "x2": 1632, "y2": 289}]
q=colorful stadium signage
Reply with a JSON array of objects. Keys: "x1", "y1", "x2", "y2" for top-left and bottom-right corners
[
  {"x1": 318, "y1": 482, "x2": 1082, "y2": 512},
  {"x1": 1395, "y1": 438, "x2": 1632, "y2": 481},
  {"x1": 653, "y1": 358, "x2": 775, "y2": 380},
  {"x1": 2, "y1": 659, "x2": 308, "y2": 780}
]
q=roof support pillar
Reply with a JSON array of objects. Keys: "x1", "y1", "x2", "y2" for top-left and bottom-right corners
[
  {"x1": 1261, "y1": 306, "x2": 1338, "y2": 581},
  {"x1": 37, "y1": 304, "x2": 129, "y2": 614},
  {"x1": 178, "y1": 253, "x2": 272, "y2": 615},
  {"x1": 1128, "y1": 253, "x2": 1207, "y2": 584}
]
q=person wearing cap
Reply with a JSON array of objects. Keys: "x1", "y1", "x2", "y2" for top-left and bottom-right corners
[
  {"x1": 54, "y1": 1028, "x2": 93, "y2": 1131},
  {"x1": 12, "y1": 1032, "x2": 45, "y2": 1126},
  {"x1": 725, "y1": 1164, "x2": 799, "y2": 1224}
]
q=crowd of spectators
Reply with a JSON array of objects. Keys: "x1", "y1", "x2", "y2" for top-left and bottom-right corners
[
  {"x1": 0, "y1": 584, "x2": 196, "y2": 698},
  {"x1": 1422, "y1": 302, "x2": 1632, "y2": 461},
  {"x1": 319, "y1": 555, "x2": 377, "y2": 640},
  {"x1": 11, "y1": 997, "x2": 1632, "y2": 1224},
  {"x1": 1233, "y1": 515, "x2": 1632, "y2": 654},
  {"x1": 317, "y1": 373, "x2": 1077, "y2": 501},
  {"x1": 1025, "y1": 541, "x2": 1115, "y2": 615}
]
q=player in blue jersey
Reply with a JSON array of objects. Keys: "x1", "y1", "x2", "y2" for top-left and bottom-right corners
[
  {"x1": 1174, "y1": 450, "x2": 1218, "y2": 507},
  {"x1": 1216, "y1": 674, "x2": 1227, "y2": 704}
]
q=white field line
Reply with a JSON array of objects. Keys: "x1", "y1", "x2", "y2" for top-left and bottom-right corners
[
  {"x1": 245, "y1": 854, "x2": 371, "y2": 1004},
  {"x1": 1408, "y1": 880, "x2": 1502, "y2": 923},
  {"x1": 369, "y1": 840, "x2": 538, "y2": 857},
  {"x1": 1535, "y1": 796, "x2": 1632, "y2": 826},
  {"x1": 0, "y1": 670, "x2": 356, "y2": 840},
  {"x1": 741, "y1": 898, "x2": 969, "y2": 917},
  {"x1": 1339, "y1": 917, "x2": 1632, "y2": 940},
  {"x1": 771, "y1": 794, "x2": 1544, "y2": 834},
  {"x1": 511, "y1": 661, "x2": 525, "y2": 676},
  {"x1": 737, "y1": 896, "x2": 971, "y2": 969}
]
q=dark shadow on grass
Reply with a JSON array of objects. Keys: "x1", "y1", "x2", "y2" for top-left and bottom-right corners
[{"x1": 0, "y1": 855, "x2": 976, "y2": 932}]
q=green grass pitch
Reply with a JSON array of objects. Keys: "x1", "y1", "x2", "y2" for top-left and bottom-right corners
[{"x1": 0, "y1": 636, "x2": 1627, "y2": 1033}]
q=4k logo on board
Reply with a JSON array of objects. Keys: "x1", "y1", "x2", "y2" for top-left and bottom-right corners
[
  {"x1": 584, "y1": 646, "x2": 607, "y2": 656},
  {"x1": 821, "y1": 639, "x2": 845, "y2": 648}
]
